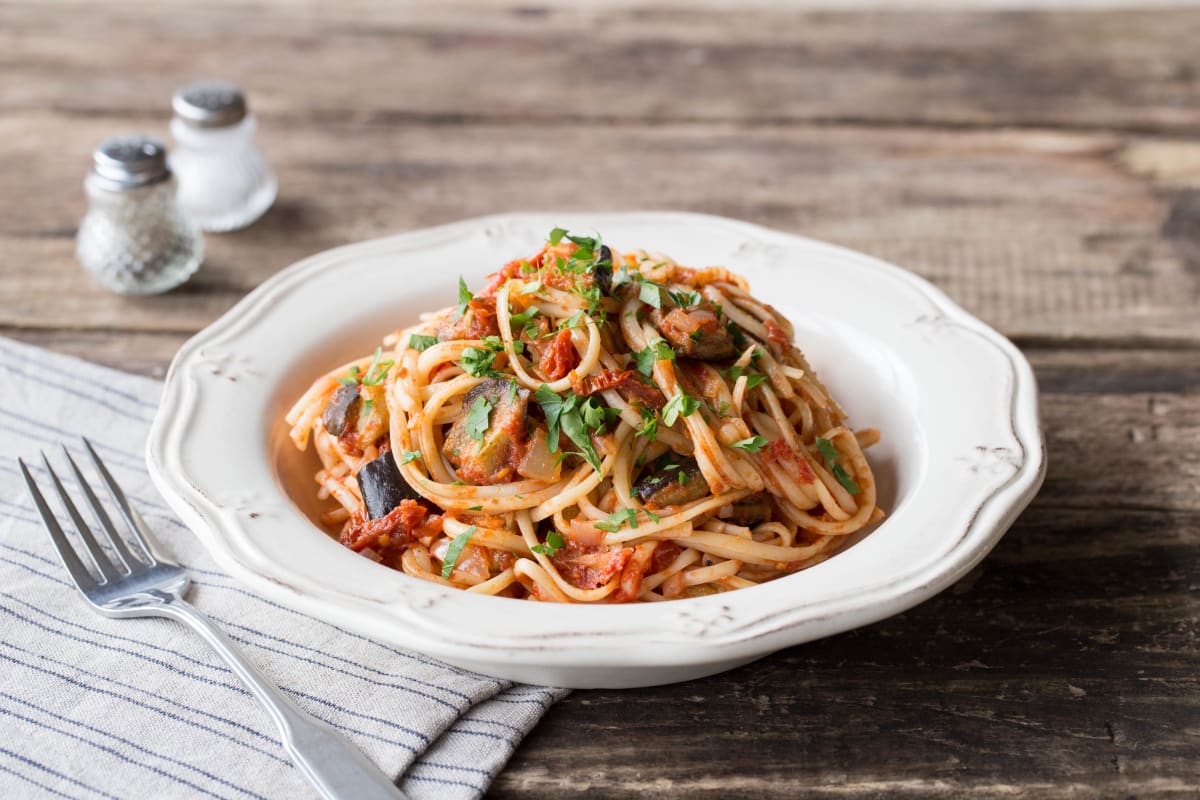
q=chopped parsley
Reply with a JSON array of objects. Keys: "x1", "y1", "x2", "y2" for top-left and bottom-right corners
[
  {"x1": 534, "y1": 385, "x2": 606, "y2": 473},
  {"x1": 398, "y1": 450, "x2": 422, "y2": 465},
  {"x1": 636, "y1": 405, "x2": 659, "y2": 442},
  {"x1": 745, "y1": 374, "x2": 768, "y2": 390},
  {"x1": 531, "y1": 530, "x2": 565, "y2": 557},
  {"x1": 508, "y1": 306, "x2": 542, "y2": 339},
  {"x1": 668, "y1": 289, "x2": 701, "y2": 308},
  {"x1": 440, "y1": 526, "x2": 477, "y2": 578},
  {"x1": 730, "y1": 436, "x2": 768, "y2": 453},
  {"x1": 662, "y1": 392, "x2": 700, "y2": 427},
  {"x1": 466, "y1": 395, "x2": 494, "y2": 442},
  {"x1": 409, "y1": 334, "x2": 439, "y2": 352},
  {"x1": 595, "y1": 507, "x2": 639, "y2": 533},
  {"x1": 548, "y1": 227, "x2": 567, "y2": 245},
  {"x1": 456, "y1": 276, "x2": 473, "y2": 318},
  {"x1": 638, "y1": 281, "x2": 662, "y2": 309},
  {"x1": 815, "y1": 436, "x2": 861, "y2": 496},
  {"x1": 468, "y1": 505, "x2": 483, "y2": 511},
  {"x1": 635, "y1": 338, "x2": 675, "y2": 376},
  {"x1": 726, "y1": 320, "x2": 749, "y2": 350},
  {"x1": 460, "y1": 347, "x2": 501, "y2": 378}
]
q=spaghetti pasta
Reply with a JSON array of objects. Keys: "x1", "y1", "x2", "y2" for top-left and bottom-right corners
[{"x1": 286, "y1": 229, "x2": 882, "y2": 602}]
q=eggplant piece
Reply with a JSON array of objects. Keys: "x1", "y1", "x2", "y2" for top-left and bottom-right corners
[
  {"x1": 650, "y1": 306, "x2": 736, "y2": 361},
  {"x1": 634, "y1": 455, "x2": 710, "y2": 509},
  {"x1": 443, "y1": 379, "x2": 531, "y2": 485},
  {"x1": 717, "y1": 494, "x2": 772, "y2": 527},
  {"x1": 357, "y1": 451, "x2": 421, "y2": 519},
  {"x1": 322, "y1": 384, "x2": 359, "y2": 436},
  {"x1": 593, "y1": 245, "x2": 614, "y2": 295}
]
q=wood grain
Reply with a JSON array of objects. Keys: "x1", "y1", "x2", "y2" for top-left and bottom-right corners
[
  {"x1": 4, "y1": 4, "x2": 1200, "y2": 134},
  {"x1": 4, "y1": 113, "x2": 1199, "y2": 343}
]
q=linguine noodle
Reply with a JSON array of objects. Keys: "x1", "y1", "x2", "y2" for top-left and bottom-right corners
[{"x1": 286, "y1": 230, "x2": 882, "y2": 602}]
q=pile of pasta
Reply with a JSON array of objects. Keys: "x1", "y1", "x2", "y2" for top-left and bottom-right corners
[{"x1": 286, "y1": 230, "x2": 881, "y2": 602}]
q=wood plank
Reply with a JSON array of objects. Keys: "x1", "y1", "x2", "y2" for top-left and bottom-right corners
[
  {"x1": 3, "y1": 4, "x2": 1200, "y2": 134},
  {"x1": 3, "y1": 114, "x2": 1199, "y2": 342},
  {"x1": 489, "y1": 507, "x2": 1200, "y2": 799}
]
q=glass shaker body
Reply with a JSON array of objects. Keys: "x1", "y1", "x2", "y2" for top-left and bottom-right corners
[
  {"x1": 76, "y1": 138, "x2": 203, "y2": 296},
  {"x1": 170, "y1": 113, "x2": 276, "y2": 232}
]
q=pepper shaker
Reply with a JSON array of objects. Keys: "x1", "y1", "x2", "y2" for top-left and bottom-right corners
[
  {"x1": 169, "y1": 81, "x2": 276, "y2": 232},
  {"x1": 75, "y1": 135, "x2": 203, "y2": 295}
]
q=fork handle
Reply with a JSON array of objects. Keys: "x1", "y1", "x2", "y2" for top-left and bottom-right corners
[{"x1": 155, "y1": 597, "x2": 408, "y2": 800}]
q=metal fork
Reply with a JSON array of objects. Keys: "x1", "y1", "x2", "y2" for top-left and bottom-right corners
[{"x1": 19, "y1": 439, "x2": 407, "y2": 800}]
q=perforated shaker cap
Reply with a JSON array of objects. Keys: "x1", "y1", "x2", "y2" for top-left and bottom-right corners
[
  {"x1": 172, "y1": 80, "x2": 247, "y2": 128},
  {"x1": 90, "y1": 135, "x2": 170, "y2": 191}
]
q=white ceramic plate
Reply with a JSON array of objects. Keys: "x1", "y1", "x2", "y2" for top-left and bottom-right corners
[{"x1": 147, "y1": 212, "x2": 1045, "y2": 689}]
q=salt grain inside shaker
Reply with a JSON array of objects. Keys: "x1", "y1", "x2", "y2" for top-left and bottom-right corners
[
  {"x1": 169, "y1": 81, "x2": 277, "y2": 232},
  {"x1": 76, "y1": 135, "x2": 203, "y2": 295}
]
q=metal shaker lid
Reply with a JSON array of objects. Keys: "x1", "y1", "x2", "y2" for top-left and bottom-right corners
[
  {"x1": 91, "y1": 135, "x2": 171, "y2": 191},
  {"x1": 172, "y1": 81, "x2": 247, "y2": 128}
]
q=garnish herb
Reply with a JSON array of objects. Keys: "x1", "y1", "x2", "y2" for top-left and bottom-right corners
[
  {"x1": 726, "y1": 320, "x2": 748, "y2": 349},
  {"x1": 468, "y1": 505, "x2": 483, "y2": 511},
  {"x1": 595, "y1": 507, "x2": 639, "y2": 533},
  {"x1": 638, "y1": 281, "x2": 662, "y2": 309},
  {"x1": 509, "y1": 306, "x2": 541, "y2": 338},
  {"x1": 338, "y1": 367, "x2": 361, "y2": 387},
  {"x1": 409, "y1": 334, "x2": 439, "y2": 352},
  {"x1": 815, "y1": 437, "x2": 861, "y2": 495},
  {"x1": 635, "y1": 338, "x2": 675, "y2": 376},
  {"x1": 636, "y1": 406, "x2": 659, "y2": 442},
  {"x1": 548, "y1": 227, "x2": 568, "y2": 245},
  {"x1": 460, "y1": 346, "x2": 501, "y2": 378},
  {"x1": 730, "y1": 436, "x2": 768, "y2": 453},
  {"x1": 662, "y1": 392, "x2": 700, "y2": 427},
  {"x1": 668, "y1": 289, "x2": 701, "y2": 308},
  {"x1": 745, "y1": 374, "x2": 768, "y2": 390},
  {"x1": 519, "y1": 280, "x2": 543, "y2": 294},
  {"x1": 534, "y1": 385, "x2": 605, "y2": 473},
  {"x1": 361, "y1": 347, "x2": 393, "y2": 386},
  {"x1": 398, "y1": 450, "x2": 422, "y2": 465},
  {"x1": 456, "y1": 276, "x2": 472, "y2": 318},
  {"x1": 466, "y1": 395, "x2": 494, "y2": 442},
  {"x1": 531, "y1": 530, "x2": 565, "y2": 557},
  {"x1": 440, "y1": 526, "x2": 477, "y2": 578}
]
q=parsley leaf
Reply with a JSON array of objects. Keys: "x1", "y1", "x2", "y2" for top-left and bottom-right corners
[
  {"x1": 639, "y1": 281, "x2": 662, "y2": 309},
  {"x1": 636, "y1": 406, "x2": 659, "y2": 442},
  {"x1": 460, "y1": 347, "x2": 500, "y2": 378},
  {"x1": 531, "y1": 530, "x2": 566, "y2": 557},
  {"x1": 668, "y1": 289, "x2": 701, "y2": 308},
  {"x1": 361, "y1": 347, "x2": 394, "y2": 387},
  {"x1": 457, "y1": 276, "x2": 473, "y2": 319},
  {"x1": 662, "y1": 392, "x2": 700, "y2": 427},
  {"x1": 745, "y1": 374, "x2": 768, "y2": 390},
  {"x1": 548, "y1": 227, "x2": 567, "y2": 245},
  {"x1": 815, "y1": 437, "x2": 862, "y2": 495},
  {"x1": 635, "y1": 338, "x2": 675, "y2": 376},
  {"x1": 726, "y1": 320, "x2": 748, "y2": 349},
  {"x1": 594, "y1": 508, "x2": 638, "y2": 533},
  {"x1": 730, "y1": 436, "x2": 768, "y2": 453},
  {"x1": 815, "y1": 437, "x2": 840, "y2": 463},
  {"x1": 466, "y1": 395, "x2": 494, "y2": 442},
  {"x1": 559, "y1": 404, "x2": 602, "y2": 473},
  {"x1": 440, "y1": 526, "x2": 477, "y2": 578},
  {"x1": 398, "y1": 450, "x2": 422, "y2": 465},
  {"x1": 535, "y1": 385, "x2": 564, "y2": 451},
  {"x1": 338, "y1": 365, "x2": 362, "y2": 387},
  {"x1": 409, "y1": 334, "x2": 439, "y2": 352}
]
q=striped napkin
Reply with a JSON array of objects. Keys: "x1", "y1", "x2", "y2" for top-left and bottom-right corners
[{"x1": 0, "y1": 337, "x2": 567, "y2": 799}]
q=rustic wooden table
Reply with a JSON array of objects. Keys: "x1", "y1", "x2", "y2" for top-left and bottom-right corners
[{"x1": 4, "y1": 2, "x2": 1198, "y2": 797}]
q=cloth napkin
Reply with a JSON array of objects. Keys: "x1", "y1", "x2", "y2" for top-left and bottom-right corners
[{"x1": 0, "y1": 337, "x2": 567, "y2": 800}]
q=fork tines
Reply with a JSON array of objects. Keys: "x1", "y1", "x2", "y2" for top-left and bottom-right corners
[{"x1": 18, "y1": 438, "x2": 158, "y2": 587}]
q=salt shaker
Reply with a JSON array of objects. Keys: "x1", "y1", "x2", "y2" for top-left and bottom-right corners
[
  {"x1": 76, "y1": 135, "x2": 204, "y2": 295},
  {"x1": 169, "y1": 81, "x2": 276, "y2": 232}
]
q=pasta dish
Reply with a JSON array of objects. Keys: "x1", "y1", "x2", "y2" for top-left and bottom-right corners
[{"x1": 286, "y1": 229, "x2": 881, "y2": 602}]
